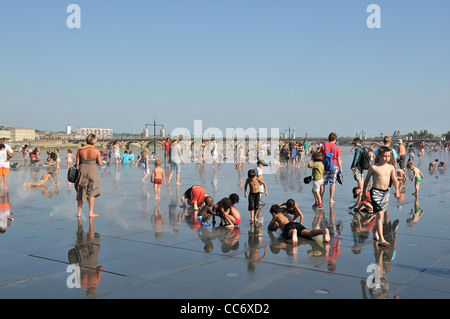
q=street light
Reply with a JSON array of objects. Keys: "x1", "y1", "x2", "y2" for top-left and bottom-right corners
[{"x1": 145, "y1": 119, "x2": 164, "y2": 157}]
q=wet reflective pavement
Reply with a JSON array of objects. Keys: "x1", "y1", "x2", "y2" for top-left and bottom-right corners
[{"x1": 1, "y1": 152, "x2": 449, "y2": 299}]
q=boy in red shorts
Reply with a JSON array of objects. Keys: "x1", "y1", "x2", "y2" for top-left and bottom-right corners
[{"x1": 151, "y1": 159, "x2": 166, "y2": 199}]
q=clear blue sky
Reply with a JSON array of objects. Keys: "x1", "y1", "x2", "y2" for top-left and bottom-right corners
[{"x1": 1, "y1": 1, "x2": 449, "y2": 138}]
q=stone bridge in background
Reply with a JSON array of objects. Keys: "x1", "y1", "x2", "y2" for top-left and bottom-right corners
[{"x1": 68, "y1": 136, "x2": 444, "y2": 154}]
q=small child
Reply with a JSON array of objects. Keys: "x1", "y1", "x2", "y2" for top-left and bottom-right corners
[
  {"x1": 276, "y1": 199, "x2": 304, "y2": 222},
  {"x1": 151, "y1": 159, "x2": 166, "y2": 199},
  {"x1": 362, "y1": 146, "x2": 399, "y2": 247},
  {"x1": 268, "y1": 205, "x2": 330, "y2": 246},
  {"x1": 213, "y1": 197, "x2": 233, "y2": 226},
  {"x1": 140, "y1": 149, "x2": 150, "y2": 183},
  {"x1": 407, "y1": 161, "x2": 424, "y2": 197},
  {"x1": 65, "y1": 149, "x2": 74, "y2": 168},
  {"x1": 197, "y1": 196, "x2": 215, "y2": 226},
  {"x1": 308, "y1": 151, "x2": 324, "y2": 209},
  {"x1": 23, "y1": 171, "x2": 57, "y2": 188},
  {"x1": 244, "y1": 169, "x2": 268, "y2": 223},
  {"x1": 349, "y1": 187, "x2": 373, "y2": 213}
]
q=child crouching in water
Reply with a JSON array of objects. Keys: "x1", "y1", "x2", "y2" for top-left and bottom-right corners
[
  {"x1": 308, "y1": 151, "x2": 324, "y2": 209},
  {"x1": 407, "y1": 161, "x2": 424, "y2": 197},
  {"x1": 151, "y1": 159, "x2": 166, "y2": 199}
]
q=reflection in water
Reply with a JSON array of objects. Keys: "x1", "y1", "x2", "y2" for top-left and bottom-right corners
[
  {"x1": 68, "y1": 217, "x2": 102, "y2": 297},
  {"x1": 245, "y1": 222, "x2": 267, "y2": 273},
  {"x1": 0, "y1": 191, "x2": 14, "y2": 233},
  {"x1": 406, "y1": 197, "x2": 424, "y2": 227},
  {"x1": 152, "y1": 200, "x2": 166, "y2": 240}
]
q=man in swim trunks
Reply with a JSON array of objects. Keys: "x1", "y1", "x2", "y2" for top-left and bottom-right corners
[{"x1": 267, "y1": 205, "x2": 330, "y2": 245}]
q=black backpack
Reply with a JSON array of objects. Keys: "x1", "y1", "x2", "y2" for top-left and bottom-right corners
[{"x1": 358, "y1": 146, "x2": 371, "y2": 170}]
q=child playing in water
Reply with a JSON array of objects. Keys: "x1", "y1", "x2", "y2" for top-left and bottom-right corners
[
  {"x1": 197, "y1": 196, "x2": 215, "y2": 226},
  {"x1": 268, "y1": 205, "x2": 330, "y2": 246},
  {"x1": 151, "y1": 159, "x2": 166, "y2": 199},
  {"x1": 308, "y1": 151, "x2": 324, "y2": 209},
  {"x1": 407, "y1": 161, "x2": 424, "y2": 197},
  {"x1": 23, "y1": 171, "x2": 57, "y2": 188},
  {"x1": 362, "y1": 146, "x2": 399, "y2": 247},
  {"x1": 66, "y1": 149, "x2": 74, "y2": 168},
  {"x1": 139, "y1": 149, "x2": 150, "y2": 184},
  {"x1": 244, "y1": 169, "x2": 268, "y2": 223},
  {"x1": 349, "y1": 187, "x2": 373, "y2": 213}
]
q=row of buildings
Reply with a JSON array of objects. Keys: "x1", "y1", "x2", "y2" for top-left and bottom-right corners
[{"x1": 0, "y1": 125, "x2": 113, "y2": 142}]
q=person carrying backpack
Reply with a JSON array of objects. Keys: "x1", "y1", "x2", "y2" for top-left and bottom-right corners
[
  {"x1": 351, "y1": 137, "x2": 370, "y2": 190},
  {"x1": 320, "y1": 132, "x2": 342, "y2": 204}
]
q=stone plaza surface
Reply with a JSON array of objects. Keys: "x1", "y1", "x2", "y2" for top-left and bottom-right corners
[{"x1": 0, "y1": 151, "x2": 449, "y2": 300}]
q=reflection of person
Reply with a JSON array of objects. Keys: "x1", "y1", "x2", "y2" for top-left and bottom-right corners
[
  {"x1": 0, "y1": 191, "x2": 14, "y2": 233},
  {"x1": 75, "y1": 134, "x2": 102, "y2": 218},
  {"x1": 68, "y1": 217, "x2": 102, "y2": 296},
  {"x1": 152, "y1": 201, "x2": 166, "y2": 239},
  {"x1": 407, "y1": 197, "x2": 423, "y2": 226}
]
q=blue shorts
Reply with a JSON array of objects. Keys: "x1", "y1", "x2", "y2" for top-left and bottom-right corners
[{"x1": 170, "y1": 161, "x2": 181, "y2": 174}]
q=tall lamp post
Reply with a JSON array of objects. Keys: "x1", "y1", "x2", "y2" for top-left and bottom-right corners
[{"x1": 146, "y1": 119, "x2": 164, "y2": 158}]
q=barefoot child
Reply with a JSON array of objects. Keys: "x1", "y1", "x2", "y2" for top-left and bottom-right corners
[
  {"x1": 66, "y1": 149, "x2": 74, "y2": 168},
  {"x1": 226, "y1": 193, "x2": 241, "y2": 227},
  {"x1": 139, "y1": 149, "x2": 150, "y2": 183},
  {"x1": 349, "y1": 187, "x2": 373, "y2": 213},
  {"x1": 197, "y1": 196, "x2": 215, "y2": 225},
  {"x1": 244, "y1": 169, "x2": 268, "y2": 223},
  {"x1": 308, "y1": 151, "x2": 324, "y2": 209},
  {"x1": 23, "y1": 171, "x2": 57, "y2": 187},
  {"x1": 362, "y1": 146, "x2": 399, "y2": 247},
  {"x1": 151, "y1": 159, "x2": 166, "y2": 199},
  {"x1": 268, "y1": 205, "x2": 330, "y2": 246},
  {"x1": 407, "y1": 161, "x2": 424, "y2": 197}
]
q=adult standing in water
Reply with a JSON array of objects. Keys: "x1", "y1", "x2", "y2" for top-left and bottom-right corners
[
  {"x1": 75, "y1": 133, "x2": 102, "y2": 218},
  {"x1": 168, "y1": 136, "x2": 184, "y2": 186}
]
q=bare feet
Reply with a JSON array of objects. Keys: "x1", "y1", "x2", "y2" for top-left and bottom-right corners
[
  {"x1": 89, "y1": 213, "x2": 99, "y2": 219},
  {"x1": 378, "y1": 241, "x2": 389, "y2": 247}
]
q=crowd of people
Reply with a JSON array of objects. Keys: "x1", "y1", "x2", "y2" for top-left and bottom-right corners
[{"x1": 2, "y1": 133, "x2": 448, "y2": 245}]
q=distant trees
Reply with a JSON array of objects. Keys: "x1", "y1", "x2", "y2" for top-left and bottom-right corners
[{"x1": 407, "y1": 129, "x2": 435, "y2": 139}]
